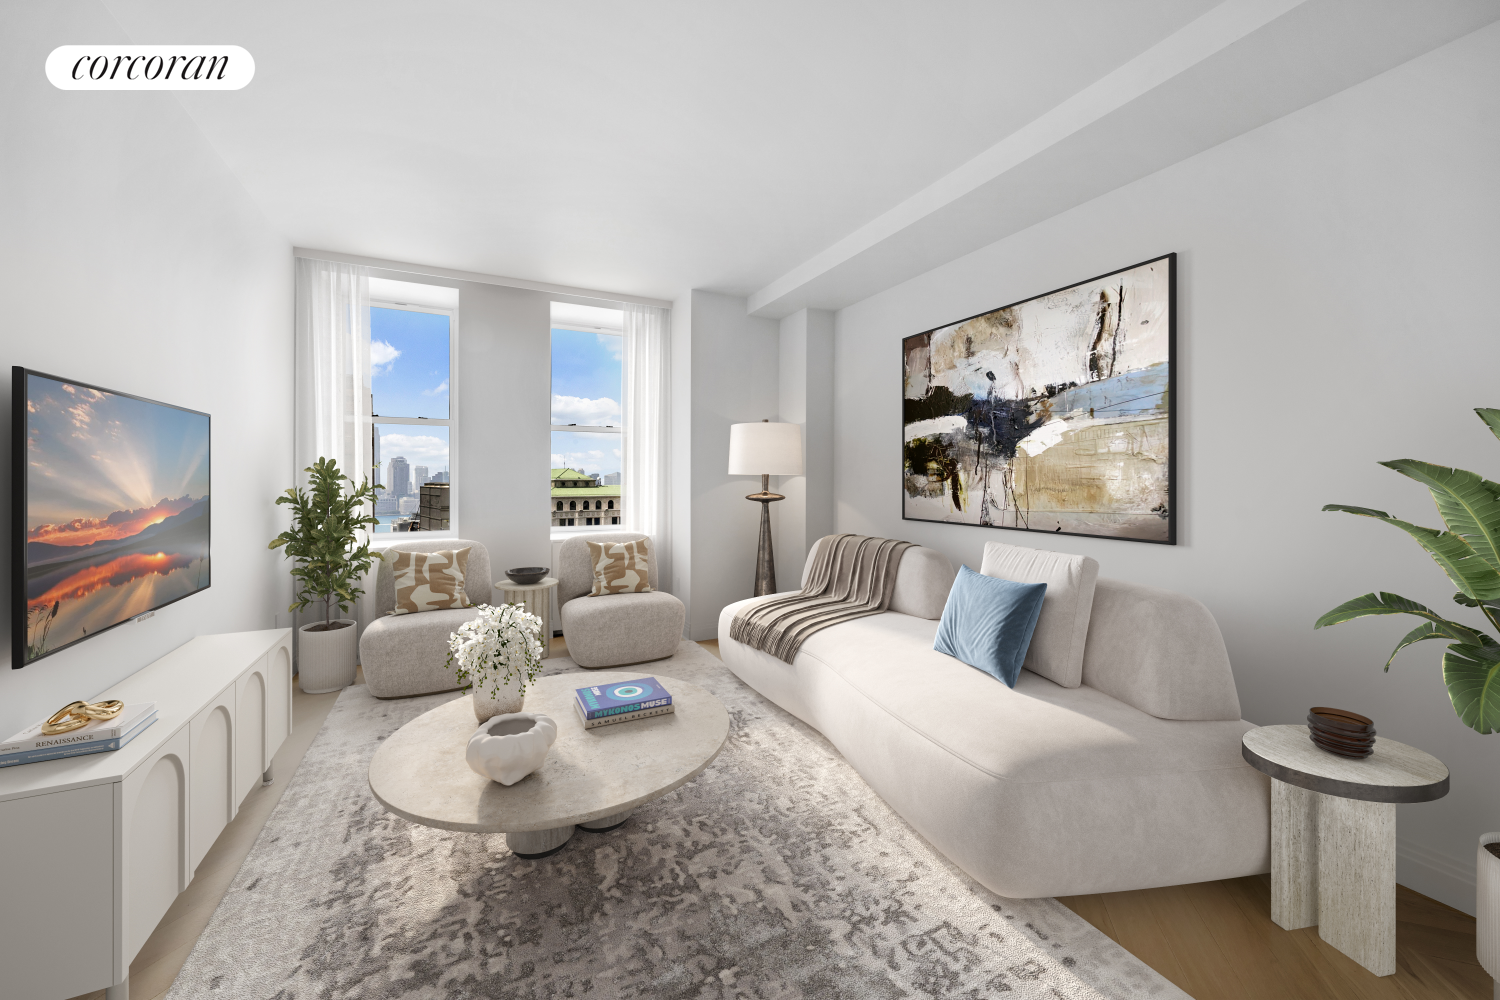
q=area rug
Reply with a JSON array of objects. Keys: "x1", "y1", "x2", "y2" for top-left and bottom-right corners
[{"x1": 167, "y1": 641, "x2": 1186, "y2": 999}]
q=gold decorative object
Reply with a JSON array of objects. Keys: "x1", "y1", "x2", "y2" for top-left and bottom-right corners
[
  {"x1": 41, "y1": 699, "x2": 125, "y2": 735},
  {"x1": 73, "y1": 699, "x2": 123, "y2": 720}
]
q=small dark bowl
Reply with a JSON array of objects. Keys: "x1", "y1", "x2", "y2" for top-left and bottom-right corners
[
  {"x1": 1309, "y1": 707, "x2": 1374, "y2": 735},
  {"x1": 1311, "y1": 728, "x2": 1375, "y2": 751},
  {"x1": 1307, "y1": 706, "x2": 1376, "y2": 758},
  {"x1": 1309, "y1": 733, "x2": 1374, "y2": 759},
  {"x1": 505, "y1": 566, "x2": 549, "y2": 585}
]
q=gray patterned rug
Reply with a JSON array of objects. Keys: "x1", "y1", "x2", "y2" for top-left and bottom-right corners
[{"x1": 167, "y1": 641, "x2": 1185, "y2": 999}]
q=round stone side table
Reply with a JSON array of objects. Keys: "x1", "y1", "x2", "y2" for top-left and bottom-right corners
[
  {"x1": 495, "y1": 576, "x2": 558, "y2": 658},
  {"x1": 369, "y1": 671, "x2": 729, "y2": 858},
  {"x1": 1242, "y1": 725, "x2": 1448, "y2": 977}
]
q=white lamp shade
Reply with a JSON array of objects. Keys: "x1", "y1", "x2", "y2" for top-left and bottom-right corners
[{"x1": 728, "y1": 422, "x2": 804, "y2": 476}]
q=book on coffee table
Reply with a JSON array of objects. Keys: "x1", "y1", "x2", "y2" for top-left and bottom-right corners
[
  {"x1": 573, "y1": 699, "x2": 675, "y2": 730},
  {"x1": 574, "y1": 677, "x2": 673, "y2": 728}
]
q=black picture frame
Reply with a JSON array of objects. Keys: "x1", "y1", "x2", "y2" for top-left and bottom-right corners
[
  {"x1": 900, "y1": 253, "x2": 1176, "y2": 545},
  {"x1": 12, "y1": 366, "x2": 212, "y2": 668}
]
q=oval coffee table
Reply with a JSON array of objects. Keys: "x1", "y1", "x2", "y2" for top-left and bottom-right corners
[
  {"x1": 369, "y1": 671, "x2": 729, "y2": 858},
  {"x1": 1242, "y1": 724, "x2": 1448, "y2": 977}
]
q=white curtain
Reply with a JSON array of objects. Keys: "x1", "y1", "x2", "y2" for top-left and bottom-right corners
[
  {"x1": 294, "y1": 257, "x2": 371, "y2": 488},
  {"x1": 622, "y1": 303, "x2": 671, "y2": 570},
  {"x1": 293, "y1": 257, "x2": 374, "y2": 640}
]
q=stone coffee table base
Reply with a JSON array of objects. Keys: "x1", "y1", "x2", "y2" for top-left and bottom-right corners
[
  {"x1": 369, "y1": 671, "x2": 730, "y2": 859},
  {"x1": 1242, "y1": 725, "x2": 1448, "y2": 977}
]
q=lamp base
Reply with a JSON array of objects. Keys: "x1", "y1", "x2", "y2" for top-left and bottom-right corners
[{"x1": 748, "y1": 492, "x2": 784, "y2": 597}]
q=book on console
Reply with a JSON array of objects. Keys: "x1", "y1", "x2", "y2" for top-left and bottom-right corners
[
  {"x1": 0, "y1": 711, "x2": 157, "y2": 768},
  {"x1": 573, "y1": 699, "x2": 675, "y2": 730},
  {"x1": 1, "y1": 701, "x2": 157, "y2": 756},
  {"x1": 573, "y1": 677, "x2": 672, "y2": 721}
]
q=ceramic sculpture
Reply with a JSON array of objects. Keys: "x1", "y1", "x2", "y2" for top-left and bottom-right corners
[{"x1": 465, "y1": 712, "x2": 557, "y2": 785}]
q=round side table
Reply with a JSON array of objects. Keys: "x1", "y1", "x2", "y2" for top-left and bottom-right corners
[
  {"x1": 494, "y1": 576, "x2": 558, "y2": 658},
  {"x1": 1242, "y1": 725, "x2": 1448, "y2": 977}
]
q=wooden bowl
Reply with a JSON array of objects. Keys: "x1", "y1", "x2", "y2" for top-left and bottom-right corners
[{"x1": 1308, "y1": 707, "x2": 1374, "y2": 735}]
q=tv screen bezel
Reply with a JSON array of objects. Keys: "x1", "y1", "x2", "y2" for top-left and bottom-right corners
[{"x1": 11, "y1": 366, "x2": 212, "y2": 669}]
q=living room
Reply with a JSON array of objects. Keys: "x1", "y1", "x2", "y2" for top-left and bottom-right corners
[{"x1": 3, "y1": 2, "x2": 1499, "y2": 998}]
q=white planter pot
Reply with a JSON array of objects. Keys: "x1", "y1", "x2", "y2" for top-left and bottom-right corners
[
  {"x1": 466, "y1": 713, "x2": 557, "y2": 785},
  {"x1": 1479, "y1": 832, "x2": 1500, "y2": 993},
  {"x1": 471, "y1": 671, "x2": 527, "y2": 722},
  {"x1": 297, "y1": 619, "x2": 358, "y2": 693}
]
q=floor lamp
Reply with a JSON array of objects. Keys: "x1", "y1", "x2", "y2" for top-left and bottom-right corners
[{"x1": 728, "y1": 420, "x2": 804, "y2": 597}]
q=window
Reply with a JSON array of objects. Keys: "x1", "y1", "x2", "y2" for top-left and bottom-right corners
[
  {"x1": 550, "y1": 301, "x2": 624, "y2": 531},
  {"x1": 368, "y1": 279, "x2": 457, "y2": 534}
]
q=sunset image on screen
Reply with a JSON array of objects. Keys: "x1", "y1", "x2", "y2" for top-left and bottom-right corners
[{"x1": 23, "y1": 373, "x2": 209, "y2": 663}]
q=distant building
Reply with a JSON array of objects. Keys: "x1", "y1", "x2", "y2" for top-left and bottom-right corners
[
  {"x1": 431, "y1": 470, "x2": 449, "y2": 484},
  {"x1": 398, "y1": 496, "x2": 419, "y2": 515},
  {"x1": 601, "y1": 472, "x2": 621, "y2": 486},
  {"x1": 551, "y1": 467, "x2": 622, "y2": 527},
  {"x1": 414, "y1": 465, "x2": 429, "y2": 485},
  {"x1": 375, "y1": 496, "x2": 399, "y2": 515},
  {"x1": 387, "y1": 456, "x2": 411, "y2": 497}
]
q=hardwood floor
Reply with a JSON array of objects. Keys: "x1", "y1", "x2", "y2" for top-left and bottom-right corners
[
  {"x1": 68, "y1": 641, "x2": 1488, "y2": 1000},
  {"x1": 1062, "y1": 873, "x2": 1487, "y2": 998},
  {"x1": 67, "y1": 679, "x2": 344, "y2": 1000}
]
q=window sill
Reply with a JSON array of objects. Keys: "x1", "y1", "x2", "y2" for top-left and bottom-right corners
[{"x1": 549, "y1": 525, "x2": 625, "y2": 542}]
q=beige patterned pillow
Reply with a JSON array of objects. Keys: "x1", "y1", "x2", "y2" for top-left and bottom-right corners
[
  {"x1": 586, "y1": 539, "x2": 653, "y2": 596},
  {"x1": 389, "y1": 548, "x2": 473, "y2": 615}
]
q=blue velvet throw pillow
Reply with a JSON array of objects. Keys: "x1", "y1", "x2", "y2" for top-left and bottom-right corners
[{"x1": 933, "y1": 565, "x2": 1048, "y2": 687}]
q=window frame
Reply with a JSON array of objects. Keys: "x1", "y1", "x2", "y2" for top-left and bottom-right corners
[
  {"x1": 550, "y1": 311, "x2": 622, "y2": 537},
  {"x1": 370, "y1": 297, "x2": 459, "y2": 537}
]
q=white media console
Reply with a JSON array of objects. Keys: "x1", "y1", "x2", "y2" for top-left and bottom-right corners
[{"x1": 0, "y1": 629, "x2": 293, "y2": 1000}]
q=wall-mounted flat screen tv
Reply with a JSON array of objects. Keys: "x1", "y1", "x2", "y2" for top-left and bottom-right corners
[{"x1": 12, "y1": 368, "x2": 210, "y2": 668}]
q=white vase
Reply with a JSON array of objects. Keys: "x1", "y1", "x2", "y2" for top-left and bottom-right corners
[
  {"x1": 297, "y1": 619, "x2": 358, "y2": 693},
  {"x1": 466, "y1": 713, "x2": 557, "y2": 785},
  {"x1": 1479, "y1": 832, "x2": 1500, "y2": 996},
  {"x1": 471, "y1": 670, "x2": 526, "y2": 722}
]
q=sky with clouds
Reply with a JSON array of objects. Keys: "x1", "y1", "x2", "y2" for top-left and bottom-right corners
[
  {"x1": 24, "y1": 373, "x2": 209, "y2": 536},
  {"x1": 371, "y1": 306, "x2": 451, "y2": 419},
  {"x1": 551, "y1": 329, "x2": 622, "y2": 477}
]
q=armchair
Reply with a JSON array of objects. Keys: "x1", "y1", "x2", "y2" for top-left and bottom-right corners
[
  {"x1": 359, "y1": 538, "x2": 493, "y2": 698},
  {"x1": 558, "y1": 532, "x2": 685, "y2": 668}
]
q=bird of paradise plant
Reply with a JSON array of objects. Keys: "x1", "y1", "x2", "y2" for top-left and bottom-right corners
[{"x1": 1315, "y1": 408, "x2": 1500, "y2": 734}]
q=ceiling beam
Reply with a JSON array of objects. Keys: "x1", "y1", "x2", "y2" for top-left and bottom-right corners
[{"x1": 747, "y1": 0, "x2": 1500, "y2": 318}]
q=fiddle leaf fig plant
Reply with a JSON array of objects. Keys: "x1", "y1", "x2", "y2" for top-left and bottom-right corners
[
  {"x1": 1315, "y1": 407, "x2": 1500, "y2": 735},
  {"x1": 270, "y1": 457, "x2": 381, "y2": 631}
]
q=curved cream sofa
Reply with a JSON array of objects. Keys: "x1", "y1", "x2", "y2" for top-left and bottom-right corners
[{"x1": 717, "y1": 539, "x2": 1271, "y2": 899}]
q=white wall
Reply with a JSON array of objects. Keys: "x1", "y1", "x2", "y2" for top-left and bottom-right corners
[
  {"x1": 775, "y1": 309, "x2": 835, "y2": 588},
  {"x1": 0, "y1": 4, "x2": 293, "y2": 739},
  {"x1": 832, "y1": 22, "x2": 1500, "y2": 914},
  {"x1": 670, "y1": 291, "x2": 780, "y2": 639}
]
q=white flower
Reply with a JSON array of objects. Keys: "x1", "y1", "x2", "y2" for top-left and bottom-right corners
[{"x1": 446, "y1": 603, "x2": 545, "y2": 700}]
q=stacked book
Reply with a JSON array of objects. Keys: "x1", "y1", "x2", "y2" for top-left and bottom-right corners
[
  {"x1": 574, "y1": 678, "x2": 674, "y2": 729},
  {"x1": 1, "y1": 703, "x2": 157, "y2": 768}
]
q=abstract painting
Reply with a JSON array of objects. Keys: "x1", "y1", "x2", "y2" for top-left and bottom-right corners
[
  {"x1": 18, "y1": 371, "x2": 210, "y2": 665},
  {"x1": 902, "y1": 254, "x2": 1174, "y2": 543}
]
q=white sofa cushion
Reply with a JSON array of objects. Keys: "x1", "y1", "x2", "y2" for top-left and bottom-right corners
[
  {"x1": 1082, "y1": 578, "x2": 1243, "y2": 721},
  {"x1": 979, "y1": 541, "x2": 1098, "y2": 688}
]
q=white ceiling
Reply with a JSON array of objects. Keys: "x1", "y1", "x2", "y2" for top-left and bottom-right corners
[
  {"x1": 99, "y1": 1, "x2": 1499, "y2": 310},
  {"x1": 101, "y1": 0, "x2": 1217, "y2": 297}
]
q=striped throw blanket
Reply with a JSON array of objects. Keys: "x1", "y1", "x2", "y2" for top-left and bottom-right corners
[{"x1": 729, "y1": 534, "x2": 914, "y2": 663}]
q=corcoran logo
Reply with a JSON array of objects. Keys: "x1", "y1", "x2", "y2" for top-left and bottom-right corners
[{"x1": 46, "y1": 45, "x2": 254, "y2": 90}]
